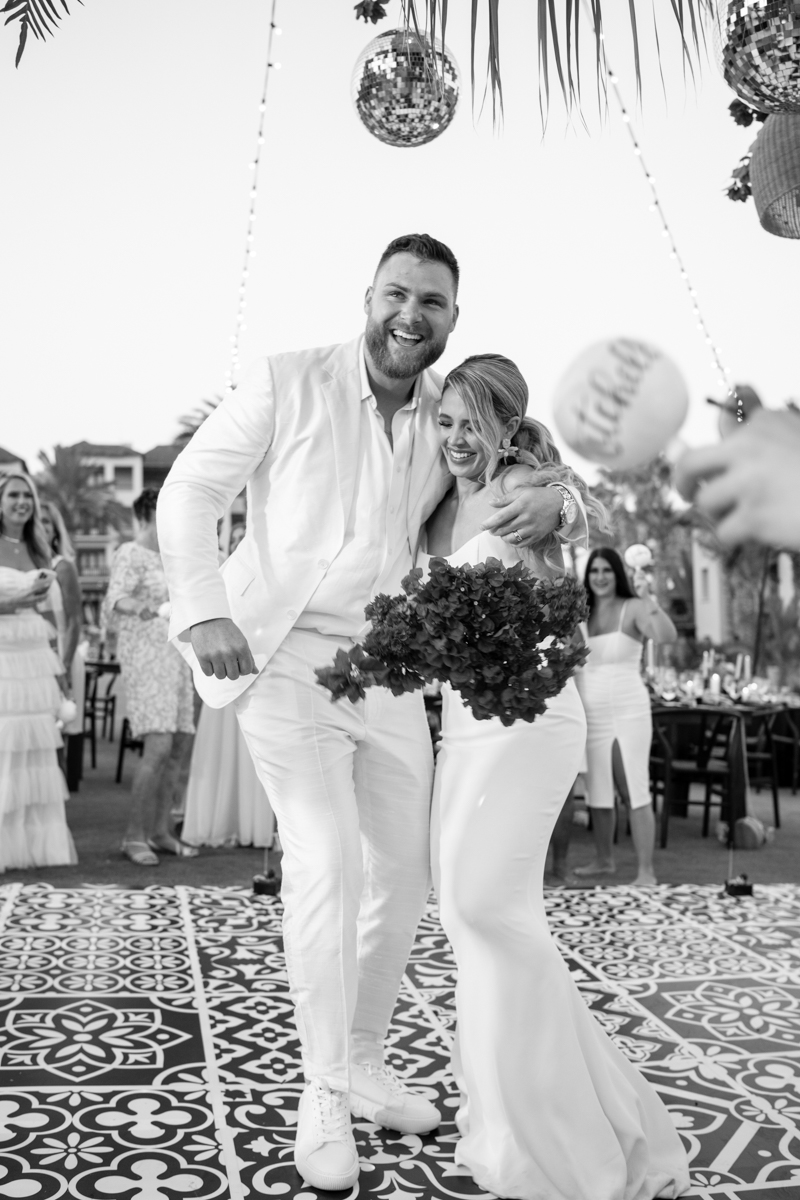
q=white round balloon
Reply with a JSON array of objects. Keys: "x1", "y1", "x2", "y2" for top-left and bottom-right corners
[
  {"x1": 552, "y1": 339, "x2": 690, "y2": 470},
  {"x1": 624, "y1": 544, "x2": 653, "y2": 570}
]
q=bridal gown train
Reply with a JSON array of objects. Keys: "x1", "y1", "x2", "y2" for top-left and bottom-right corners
[{"x1": 429, "y1": 532, "x2": 689, "y2": 1200}]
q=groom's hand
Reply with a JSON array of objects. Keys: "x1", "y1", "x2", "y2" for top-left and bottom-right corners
[
  {"x1": 190, "y1": 617, "x2": 259, "y2": 680},
  {"x1": 482, "y1": 484, "x2": 562, "y2": 545}
]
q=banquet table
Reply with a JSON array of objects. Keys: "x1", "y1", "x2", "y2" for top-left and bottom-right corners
[{"x1": 650, "y1": 700, "x2": 792, "y2": 838}]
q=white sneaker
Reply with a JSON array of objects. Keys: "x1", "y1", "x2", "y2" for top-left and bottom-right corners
[
  {"x1": 349, "y1": 1062, "x2": 441, "y2": 1134},
  {"x1": 294, "y1": 1079, "x2": 359, "y2": 1191}
]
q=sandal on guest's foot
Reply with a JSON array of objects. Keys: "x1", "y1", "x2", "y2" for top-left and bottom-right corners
[
  {"x1": 546, "y1": 871, "x2": 582, "y2": 888},
  {"x1": 574, "y1": 861, "x2": 617, "y2": 878},
  {"x1": 122, "y1": 840, "x2": 159, "y2": 867},
  {"x1": 147, "y1": 835, "x2": 199, "y2": 858}
]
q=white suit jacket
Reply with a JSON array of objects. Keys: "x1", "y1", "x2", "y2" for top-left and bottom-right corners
[{"x1": 157, "y1": 336, "x2": 452, "y2": 707}]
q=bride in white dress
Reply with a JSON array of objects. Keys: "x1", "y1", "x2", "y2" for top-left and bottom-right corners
[{"x1": 425, "y1": 355, "x2": 689, "y2": 1200}]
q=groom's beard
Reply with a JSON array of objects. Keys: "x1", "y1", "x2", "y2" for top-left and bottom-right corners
[{"x1": 365, "y1": 316, "x2": 448, "y2": 380}]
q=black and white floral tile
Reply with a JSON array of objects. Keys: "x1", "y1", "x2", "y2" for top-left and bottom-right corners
[{"x1": 1, "y1": 882, "x2": 800, "y2": 1199}]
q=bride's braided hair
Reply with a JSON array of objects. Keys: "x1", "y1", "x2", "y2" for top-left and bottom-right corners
[{"x1": 442, "y1": 354, "x2": 609, "y2": 567}]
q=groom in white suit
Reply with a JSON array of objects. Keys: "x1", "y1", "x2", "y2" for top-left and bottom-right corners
[{"x1": 158, "y1": 234, "x2": 584, "y2": 1191}]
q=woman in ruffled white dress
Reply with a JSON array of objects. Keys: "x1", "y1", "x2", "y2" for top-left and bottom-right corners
[
  {"x1": 0, "y1": 473, "x2": 77, "y2": 871},
  {"x1": 425, "y1": 356, "x2": 689, "y2": 1200}
]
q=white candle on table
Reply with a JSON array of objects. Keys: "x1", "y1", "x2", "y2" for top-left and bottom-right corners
[
  {"x1": 646, "y1": 639, "x2": 655, "y2": 675},
  {"x1": 710, "y1": 673, "x2": 721, "y2": 696}
]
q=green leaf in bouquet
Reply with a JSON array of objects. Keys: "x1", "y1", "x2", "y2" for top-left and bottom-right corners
[{"x1": 316, "y1": 554, "x2": 590, "y2": 724}]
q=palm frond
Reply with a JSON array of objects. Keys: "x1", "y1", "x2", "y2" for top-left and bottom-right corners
[
  {"x1": 2, "y1": 0, "x2": 81, "y2": 67},
  {"x1": 389, "y1": 0, "x2": 713, "y2": 122},
  {"x1": 175, "y1": 397, "x2": 223, "y2": 445},
  {"x1": 35, "y1": 445, "x2": 129, "y2": 534}
]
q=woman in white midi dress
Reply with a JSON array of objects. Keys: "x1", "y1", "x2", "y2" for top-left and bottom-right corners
[
  {"x1": 574, "y1": 547, "x2": 677, "y2": 886},
  {"x1": 427, "y1": 356, "x2": 689, "y2": 1200}
]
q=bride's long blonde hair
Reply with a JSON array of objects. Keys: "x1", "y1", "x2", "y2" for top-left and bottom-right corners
[{"x1": 442, "y1": 354, "x2": 608, "y2": 569}]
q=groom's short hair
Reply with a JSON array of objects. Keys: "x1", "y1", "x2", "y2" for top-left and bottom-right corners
[{"x1": 376, "y1": 234, "x2": 459, "y2": 295}]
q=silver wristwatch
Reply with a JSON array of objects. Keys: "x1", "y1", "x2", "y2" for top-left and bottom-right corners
[{"x1": 548, "y1": 483, "x2": 578, "y2": 530}]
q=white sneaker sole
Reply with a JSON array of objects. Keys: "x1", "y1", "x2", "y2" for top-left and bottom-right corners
[
  {"x1": 349, "y1": 1092, "x2": 441, "y2": 1135},
  {"x1": 294, "y1": 1149, "x2": 359, "y2": 1192}
]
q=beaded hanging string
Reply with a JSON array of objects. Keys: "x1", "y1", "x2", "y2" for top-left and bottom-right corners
[
  {"x1": 581, "y1": 4, "x2": 742, "y2": 423},
  {"x1": 607, "y1": 63, "x2": 742, "y2": 419},
  {"x1": 225, "y1": 0, "x2": 281, "y2": 395}
]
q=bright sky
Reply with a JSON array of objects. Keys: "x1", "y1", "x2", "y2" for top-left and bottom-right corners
[{"x1": 2, "y1": 1, "x2": 797, "y2": 480}]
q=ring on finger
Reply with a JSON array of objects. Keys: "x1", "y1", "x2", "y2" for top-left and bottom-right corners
[{"x1": 511, "y1": 529, "x2": 523, "y2": 544}]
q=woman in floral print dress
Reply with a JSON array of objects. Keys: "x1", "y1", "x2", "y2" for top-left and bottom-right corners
[{"x1": 104, "y1": 489, "x2": 196, "y2": 866}]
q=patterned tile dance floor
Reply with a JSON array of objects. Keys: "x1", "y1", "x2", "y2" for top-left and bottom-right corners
[{"x1": 1, "y1": 882, "x2": 800, "y2": 1199}]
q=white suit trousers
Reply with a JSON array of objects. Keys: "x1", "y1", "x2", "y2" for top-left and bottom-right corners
[{"x1": 234, "y1": 628, "x2": 433, "y2": 1092}]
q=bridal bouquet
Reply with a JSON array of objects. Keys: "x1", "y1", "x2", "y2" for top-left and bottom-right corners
[{"x1": 315, "y1": 557, "x2": 589, "y2": 726}]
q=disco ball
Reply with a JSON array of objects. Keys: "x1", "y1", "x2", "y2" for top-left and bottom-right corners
[
  {"x1": 352, "y1": 28, "x2": 460, "y2": 148},
  {"x1": 714, "y1": 1, "x2": 800, "y2": 113}
]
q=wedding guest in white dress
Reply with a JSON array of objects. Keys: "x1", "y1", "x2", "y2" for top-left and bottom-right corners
[
  {"x1": 157, "y1": 235, "x2": 587, "y2": 1193},
  {"x1": 183, "y1": 528, "x2": 274, "y2": 849},
  {"x1": 40, "y1": 503, "x2": 85, "y2": 749},
  {"x1": 427, "y1": 356, "x2": 689, "y2": 1200},
  {"x1": 574, "y1": 547, "x2": 677, "y2": 887},
  {"x1": 182, "y1": 700, "x2": 274, "y2": 847},
  {"x1": 0, "y1": 473, "x2": 77, "y2": 871}
]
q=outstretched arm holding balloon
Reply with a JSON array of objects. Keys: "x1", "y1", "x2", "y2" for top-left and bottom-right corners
[
  {"x1": 630, "y1": 574, "x2": 678, "y2": 645},
  {"x1": 675, "y1": 408, "x2": 800, "y2": 550},
  {"x1": 624, "y1": 544, "x2": 678, "y2": 645}
]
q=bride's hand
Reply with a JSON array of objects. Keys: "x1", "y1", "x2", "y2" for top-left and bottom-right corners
[{"x1": 482, "y1": 483, "x2": 562, "y2": 545}]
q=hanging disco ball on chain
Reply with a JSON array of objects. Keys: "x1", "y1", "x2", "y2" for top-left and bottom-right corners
[
  {"x1": 714, "y1": 1, "x2": 800, "y2": 113},
  {"x1": 352, "y1": 28, "x2": 460, "y2": 148}
]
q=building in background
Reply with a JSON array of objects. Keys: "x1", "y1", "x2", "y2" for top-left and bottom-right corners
[
  {"x1": 691, "y1": 533, "x2": 729, "y2": 646},
  {"x1": 142, "y1": 444, "x2": 182, "y2": 491},
  {"x1": 66, "y1": 443, "x2": 141, "y2": 627},
  {"x1": 0, "y1": 446, "x2": 29, "y2": 477}
]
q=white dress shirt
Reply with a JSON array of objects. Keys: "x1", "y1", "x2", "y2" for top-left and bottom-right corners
[{"x1": 297, "y1": 341, "x2": 420, "y2": 637}]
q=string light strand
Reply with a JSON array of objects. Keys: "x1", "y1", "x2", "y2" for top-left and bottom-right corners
[
  {"x1": 225, "y1": 0, "x2": 281, "y2": 393},
  {"x1": 603, "y1": 61, "x2": 740, "y2": 417}
]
